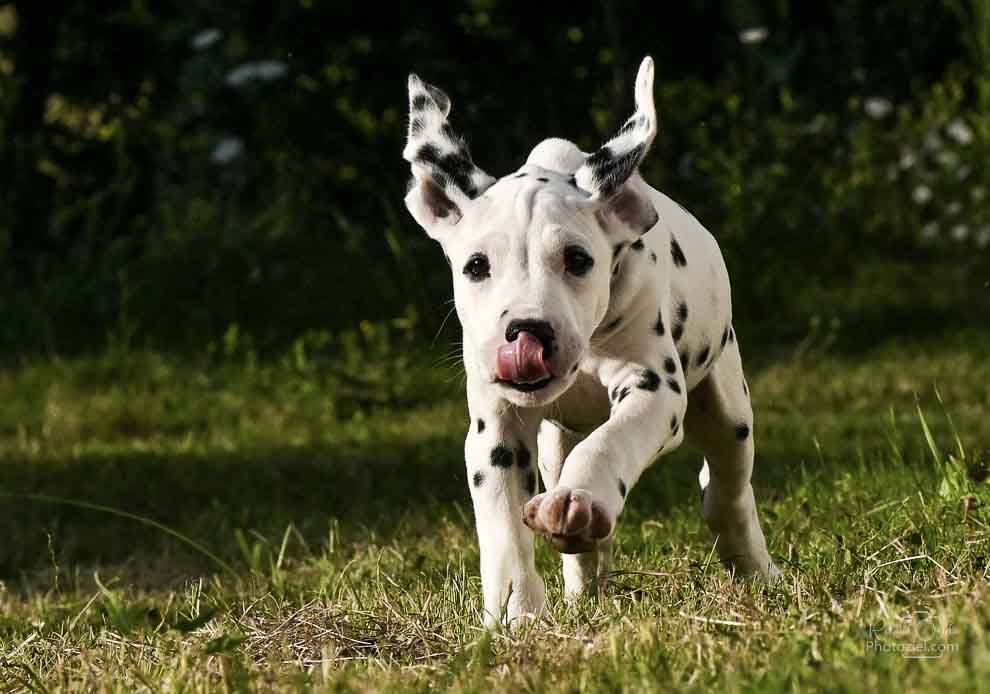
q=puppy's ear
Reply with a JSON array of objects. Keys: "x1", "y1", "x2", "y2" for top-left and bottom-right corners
[
  {"x1": 403, "y1": 74, "x2": 494, "y2": 240},
  {"x1": 595, "y1": 173, "x2": 659, "y2": 237},
  {"x1": 575, "y1": 57, "x2": 659, "y2": 237}
]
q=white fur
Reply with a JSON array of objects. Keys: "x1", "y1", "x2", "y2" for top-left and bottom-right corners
[
  {"x1": 526, "y1": 138, "x2": 586, "y2": 174},
  {"x1": 403, "y1": 58, "x2": 779, "y2": 628}
]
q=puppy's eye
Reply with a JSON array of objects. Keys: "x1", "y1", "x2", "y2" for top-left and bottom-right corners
[
  {"x1": 564, "y1": 245, "x2": 594, "y2": 277},
  {"x1": 463, "y1": 253, "x2": 491, "y2": 282}
]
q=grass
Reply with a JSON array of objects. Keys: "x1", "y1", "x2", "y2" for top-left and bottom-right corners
[{"x1": 0, "y1": 328, "x2": 989, "y2": 692}]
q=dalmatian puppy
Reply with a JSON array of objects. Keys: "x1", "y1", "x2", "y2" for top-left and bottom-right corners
[{"x1": 403, "y1": 57, "x2": 780, "y2": 628}]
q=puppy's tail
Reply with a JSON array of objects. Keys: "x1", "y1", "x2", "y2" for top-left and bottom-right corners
[{"x1": 698, "y1": 459, "x2": 710, "y2": 501}]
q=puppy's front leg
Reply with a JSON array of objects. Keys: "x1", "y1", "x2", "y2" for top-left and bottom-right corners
[
  {"x1": 524, "y1": 352, "x2": 687, "y2": 554},
  {"x1": 465, "y1": 389, "x2": 545, "y2": 628}
]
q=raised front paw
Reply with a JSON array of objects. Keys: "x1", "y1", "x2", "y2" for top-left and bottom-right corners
[{"x1": 522, "y1": 487, "x2": 613, "y2": 554}]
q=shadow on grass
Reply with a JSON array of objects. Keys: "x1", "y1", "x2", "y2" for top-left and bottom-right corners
[
  {"x1": 0, "y1": 434, "x2": 471, "y2": 587},
  {"x1": 1, "y1": 420, "x2": 928, "y2": 593}
]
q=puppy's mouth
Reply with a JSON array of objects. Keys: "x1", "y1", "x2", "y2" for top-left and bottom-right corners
[
  {"x1": 495, "y1": 330, "x2": 553, "y2": 387},
  {"x1": 497, "y1": 376, "x2": 554, "y2": 392}
]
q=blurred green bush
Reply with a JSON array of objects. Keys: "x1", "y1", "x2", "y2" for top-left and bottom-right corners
[{"x1": 0, "y1": 1, "x2": 987, "y2": 358}]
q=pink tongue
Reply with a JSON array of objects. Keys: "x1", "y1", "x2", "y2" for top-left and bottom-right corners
[{"x1": 496, "y1": 331, "x2": 550, "y2": 383}]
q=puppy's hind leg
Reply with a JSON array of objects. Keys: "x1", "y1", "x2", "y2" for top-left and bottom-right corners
[
  {"x1": 684, "y1": 334, "x2": 780, "y2": 580},
  {"x1": 537, "y1": 420, "x2": 612, "y2": 598}
]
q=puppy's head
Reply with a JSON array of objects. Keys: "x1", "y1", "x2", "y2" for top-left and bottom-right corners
[{"x1": 404, "y1": 58, "x2": 659, "y2": 407}]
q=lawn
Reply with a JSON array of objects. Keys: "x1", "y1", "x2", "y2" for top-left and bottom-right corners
[{"x1": 0, "y1": 329, "x2": 988, "y2": 692}]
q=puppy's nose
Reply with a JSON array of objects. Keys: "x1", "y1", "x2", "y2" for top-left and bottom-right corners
[{"x1": 505, "y1": 319, "x2": 555, "y2": 358}]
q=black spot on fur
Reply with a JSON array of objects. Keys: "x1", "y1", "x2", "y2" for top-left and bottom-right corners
[
  {"x1": 618, "y1": 479, "x2": 627, "y2": 497},
  {"x1": 671, "y1": 236, "x2": 687, "y2": 267},
  {"x1": 514, "y1": 172, "x2": 527, "y2": 178},
  {"x1": 611, "y1": 385, "x2": 621, "y2": 402},
  {"x1": 664, "y1": 356, "x2": 677, "y2": 374},
  {"x1": 602, "y1": 316, "x2": 622, "y2": 332},
  {"x1": 411, "y1": 94, "x2": 429, "y2": 111},
  {"x1": 612, "y1": 242, "x2": 625, "y2": 260},
  {"x1": 586, "y1": 143, "x2": 645, "y2": 198},
  {"x1": 743, "y1": 380, "x2": 749, "y2": 397},
  {"x1": 667, "y1": 378, "x2": 682, "y2": 394},
  {"x1": 491, "y1": 446, "x2": 513, "y2": 468},
  {"x1": 416, "y1": 142, "x2": 441, "y2": 165},
  {"x1": 679, "y1": 351, "x2": 689, "y2": 372},
  {"x1": 525, "y1": 470, "x2": 537, "y2": 495},
  {"x1": 637, "y1": 369, "x2": 661, "y2": 391},
  {"x1": 735, "y1": 424, "x2": 750, "y2": 440},
  {"x1": 536, "y1": 177, "x2": 549, "y2": 183},
  {"x1": 630, "y1": 239, "x2": 645, "y2": 251},
  {"x1": 696, "y1": 345, "x2": 710, "y2": 367},
  {"x1": 416, "y1": 143, "x2": 483, "y2": 199},
  {"x1": 617, "y1": 386, "x2": 631, "y2": 403},
  {"x1": 650, "y1": 251, "x2": 658, "y2": 263},
  {"x1": 477, "y1": 419, "x2": 485, "y2": 433},
  {"x1": 585, "y1": 146, "x2": 613, "y2": 172},
  {"x1": 571, "y1": 363, "x2": 579, "y2": 373},
  {"x1": 728, "y1": 326, "x2": 735, "y2": 343},
  {"x1": 568, "y1": 175, "x2": 577, "y2": 186},
  {"x1": 448, "y1": 156, "x2": 480, "y2": 198},
  {"x1": 672, "y1": 302, "x2": 688, "y2": 342},
  {"x1": 670, "y1": 414, "x2": 679, "y2": 434},
  {"x1": 654, "y1": 309, "x2": 665, "y2": 336},
  {"x1": 517, "y1": 446, "x2": 532, "y2": 469},
  {"x1": 721, "y1": 327, "x2": 730, "y2": 349},
  {"x1": 473, "y1": 471, "x2": 485, "y2": 487}
]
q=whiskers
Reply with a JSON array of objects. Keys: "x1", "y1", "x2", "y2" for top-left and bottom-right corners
[
  {"x1": 431, "y1": 298, "x2": 467, "y2": 386},
  {"x1": 433, "y1": 341, "x2": 466, "y2": 385},
  {"x1": 430, "y1": 298, "x2": 458, "y2": 349}
]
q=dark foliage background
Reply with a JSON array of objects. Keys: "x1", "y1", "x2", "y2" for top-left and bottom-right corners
[{"x1": 1, "y1": 0, "x2": 988, "y2": 359}]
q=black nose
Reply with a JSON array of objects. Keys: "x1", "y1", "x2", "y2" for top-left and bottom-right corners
[{"x1": 505, "y1": 319, "x2": 555, "y2": 357}]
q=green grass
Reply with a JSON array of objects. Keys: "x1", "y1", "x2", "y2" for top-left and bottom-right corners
[{"x1": 1, "y1": 330, "x2": 989, "y2": 692}]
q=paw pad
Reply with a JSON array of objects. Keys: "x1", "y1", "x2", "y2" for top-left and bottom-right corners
[{"x1": 522, "y1": 487, "x2": 613, "y2": 554}]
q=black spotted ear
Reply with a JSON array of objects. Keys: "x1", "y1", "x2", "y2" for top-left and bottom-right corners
[
  {"x1": 403, "y1": 74, "x2": 494, "y2": 238},
  {"x1": 575, "y1": 57, "x2": 659, "y2": 236}
]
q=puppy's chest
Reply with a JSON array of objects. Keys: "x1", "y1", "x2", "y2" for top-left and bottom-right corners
[{"x1": 548, "y1": 372, "x2": 613, "y2": 434}]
